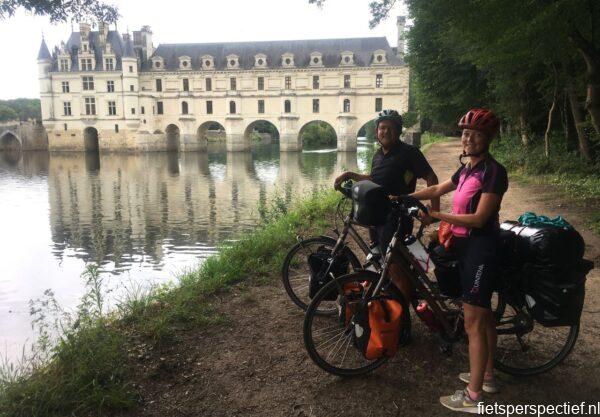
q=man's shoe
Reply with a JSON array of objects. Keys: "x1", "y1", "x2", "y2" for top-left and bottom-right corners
[
  {"x1": 459, "y1": 372, "x2": 500, "y2": 394},
  {"x1": 440, "y1": 389, "x2": 482, "y2": 414}
]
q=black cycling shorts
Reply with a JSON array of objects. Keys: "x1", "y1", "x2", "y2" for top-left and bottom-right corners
[{"x1": 452, "y1": 234, "x2": 499, "y2": 309}]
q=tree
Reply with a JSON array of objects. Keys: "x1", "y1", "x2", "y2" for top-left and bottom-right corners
[
  {"x1": 0, "y1": 0, "x2": 119, "y2": 23},
  {"x1": 0, "y1": 104, "x2": 18, "y2": 122}
]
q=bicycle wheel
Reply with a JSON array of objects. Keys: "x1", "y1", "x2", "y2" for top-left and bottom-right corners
[
  {"x1": 281, "y1": 236, "x2": 361, "y2": 312},
  {"x1": 492, "y1": 291, "x2": 579, "y2": 376},
  {"x1": 303, "y1": 271, "x2": 411, "y2": 377}
]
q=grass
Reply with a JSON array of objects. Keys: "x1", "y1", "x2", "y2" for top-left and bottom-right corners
[
  {"x1": 0, "y1": 190, "x2": 341, "y2": 417},
  {"x1": 491, "y1": 134, "x2": 600, "y2": 233}
]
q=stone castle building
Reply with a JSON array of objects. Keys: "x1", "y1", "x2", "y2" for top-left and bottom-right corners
[{"x1": 37, "y1": 18, "x2": 408, "y2": 152}]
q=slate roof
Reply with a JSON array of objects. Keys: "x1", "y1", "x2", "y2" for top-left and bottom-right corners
[
  {"x1": 49, "y1": 30, "x2": 129, "y2": 71},
  {"x1": 37, "y1": 39, "x2": 51, "y2": 60},
  {"x1": 143, "y1": 37, "x2": 403, "y2": 71}
]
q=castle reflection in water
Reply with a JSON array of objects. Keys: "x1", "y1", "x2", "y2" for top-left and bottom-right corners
[{"x1": 2, "y1": 144, "x2": 361, "y2": 272}]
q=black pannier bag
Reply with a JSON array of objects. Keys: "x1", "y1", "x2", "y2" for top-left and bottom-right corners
[
  {"x1": 308, "y1": 246, "x2": 350, "y2": 300},
  {"x1": 351, "y1": 180, "x2": 392, "y2": 226},
  {"x1": 500, "y1": 221, "x2": 592, "y2": 327},
  {"x1": 522, "y1": 261, "x2": 592, "y2": 327},
  {"x1": 428, "y1": 242, "x2": 461, "y2": 298},
  {"x1": 499, "y1": 221, "x2": 585, "y2": 269}
]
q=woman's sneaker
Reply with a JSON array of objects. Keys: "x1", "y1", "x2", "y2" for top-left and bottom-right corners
[
  {"x1": 459, "y1": 372, "x2": 500, "y2": 394},
  {"x1": 439, "y1": 389, "x2": 482, "y2": 414}
]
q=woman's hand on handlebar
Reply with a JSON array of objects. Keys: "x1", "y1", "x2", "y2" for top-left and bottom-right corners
[{"x1": 418, "y1": 204, "x2": 435, "y2": 226}]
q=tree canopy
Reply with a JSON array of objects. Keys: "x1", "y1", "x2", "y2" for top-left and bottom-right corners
[{"x1": 0, "y1": 0, "x2": 119, "y2": 23}]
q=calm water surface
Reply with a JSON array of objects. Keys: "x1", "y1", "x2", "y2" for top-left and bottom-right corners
[{"x1": 0, "y1": 140, "x2": 373, "y2": 360}]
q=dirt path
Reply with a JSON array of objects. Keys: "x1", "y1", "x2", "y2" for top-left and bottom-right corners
[{"x1": 125, "y1": 140, "x2": 599, "y2": 417}]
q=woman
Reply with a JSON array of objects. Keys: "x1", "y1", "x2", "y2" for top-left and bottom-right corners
[{"x1": 410, "y1": 109, "x2": 508, "y2": 413}]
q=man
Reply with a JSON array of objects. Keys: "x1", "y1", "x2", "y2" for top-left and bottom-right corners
[{"x1": 334, "y1": 109, "x2": 439, "y2": 302}]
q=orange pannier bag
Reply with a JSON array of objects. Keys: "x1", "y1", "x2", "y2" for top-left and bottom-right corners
[
  {"x1": 353, "y1": 296, "x2": 403, "y2": 360},
  {"x1": 338, "y1": 281, "x2": 369, "y2": 327}
]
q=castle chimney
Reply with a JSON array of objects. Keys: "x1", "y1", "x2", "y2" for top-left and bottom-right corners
[
  {"x1": 396, "y1": 16, "x2": 406, "y2": 59},
  {"x1": 79, "y1": 22, "x2": 91, "y2": 39}
]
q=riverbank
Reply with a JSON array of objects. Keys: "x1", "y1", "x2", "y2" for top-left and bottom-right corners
[{"x1": 0, "y1": 190, "x2": 341, "y2": 417}]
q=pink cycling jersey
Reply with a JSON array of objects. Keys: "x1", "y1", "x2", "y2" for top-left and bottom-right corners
[{"x1": 450, "y1": 156, "x2": 508, "y2": 237}]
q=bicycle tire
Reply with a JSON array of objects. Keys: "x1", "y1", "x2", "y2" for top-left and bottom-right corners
[
  {"x1": 281, "y1": 235, "x2": 361, "y2": 312},
  {"x1": 493, "y1": 291, "x2": 579, "y2": 376},
  {"x1": 303, "y1": 271, "x2": 411, "y2": 377}
]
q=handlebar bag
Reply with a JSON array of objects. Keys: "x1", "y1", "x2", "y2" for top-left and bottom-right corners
[
  {"x1": 351, "y1": 180, "x2": 392, "y2": 226},
  {"x1": 308, "y1": 246, "x2": 350, "y2": 300},
  {"x1": 352, "y1": 296, "x2": 403, "y2": 360}
]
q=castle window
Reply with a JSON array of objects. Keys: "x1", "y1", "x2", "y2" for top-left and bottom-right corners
[
  {"x1": 282, "y1": 53, "x2": 294, "y2": 67},
  {"x1": 105, "y1": 58, "x2": 114, "y2": 71},
  {"x1": 206, "y1": 77, "x2": 212, "y2": 91},
  {"x1": 254, "y1": 54, "x2": 267, "y2": 68},
  {"x1": 157, "y1": 101, "x2": 164, "y2": 114},
  {"x1": 179, "y1": 56, "x2": 191, "y2": 70},
  {"x1": 310, "y1": 52, "x2": 323, "y2": 67},
  {"x1": 343, "y1": 99, "x2": 350, "y2": 113},
  {"x1": 155, "y1": 61, "x2": 161, "y2": 68},
  {"x1": 285, "y1": 76, "x2": 292, "y2": 90},
  {"x1": 141, "y1": 106, "x2": 145, "y2": 114},
  {"x1": 229, "y1": 101, "x2": 236, "y2": 114},
  {"x1": 284, "y1": 100, "x2": 291, "y2": 113},
  {"x1": 183, "y1": 78, "x2": 189, "y2": 92},
  {"x1": 59, "y1": 59, "x2": 69, "y2": 72},
  {"x1": 376, "y1": 74, "x2": 383, "y2": 88},
  {"x1": 107, "y1": 80, "x2": 115, "y2": 92},
  {"x1": 61, "y1": 81, "x2": 70, "y2": 93},
  {"x1": 84, "y1": 97, "x2": 96, "y2": 115},
  {"x1": 344, "y1": 75, "x2": 351, "y2": 89},
  {"x1": 63, "y1": 101, "x2": 71, "y2": 116},
  {"x1": 373, "y1": 50, "x2": 387, "y2": 65},
  {"x1": 227, "y1": 54, "x2": 239, "y2": 69},
  {"x1": 375, "y1": 97, "x2": 382, "y2": 112},
  {"x1": 129, "y1": 65, "x2": 134, "y2": 73},
  {"x1": 258, "y1": 100, "x2": 265, "y2": 114},
  {"x1": 115, "y1": 124, "x2": 119, "y2": 133},
  {"x1": 312, "y1": 99, "x2": 319, "y2": 113},
  {"x1": 64, "y1": 123, "x2": 68, "y2": 131},
  {"x1": 313, "y1": 75, "x2": 319, "y2": 89},
  {"x1": 202, "y1": 55, "x2": 214, "y2": 70},
  {"x1": 230, "y1": 77, "x2": 237, "y2": 91},
  {"x1": 181, "y1": 101, "x2": 188, "y2": 114},
  {"x1": 108, "y1": 101, "x2": 117, "y2": 116},
  {"x1": 206, "y1": 100, "x2": 213, "y2": 114},
  {"x1": 82, "y1": 76, "x2": 94, "y2": 91},
  {"x1": 130, "y1": 85, "x2": 134, "y2": 92},
  {"x1": 81, "y1": 58, "x2": 93, "y2": 71},
  {"x1": 156, "y1": 79, "x2": 162, "y2": 92},
  {"x1": 131, "y1": 108, "x2": 135, "y2": 115},
  {"x1": 258, "y1": 76, "x2": 264, "y2": 91}
]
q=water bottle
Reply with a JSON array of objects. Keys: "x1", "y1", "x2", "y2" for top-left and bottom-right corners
[
  {"x1": 406, "y1": 238, "x2": 430, "y2": 272},
  {"x1": 416, "y1": 302, "x2": 442, "y2": 332}
]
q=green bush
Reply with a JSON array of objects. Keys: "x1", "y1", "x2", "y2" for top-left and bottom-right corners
[{"x1": 301, "y1": 122, "x2": 336, "y2": 149}]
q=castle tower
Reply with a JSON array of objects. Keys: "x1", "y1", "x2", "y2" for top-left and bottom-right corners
[{"x1": 37, "y1": 38, "x2": 53, "y2": 120}]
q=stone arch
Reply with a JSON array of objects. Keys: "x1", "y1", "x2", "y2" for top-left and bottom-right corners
[
  {"x1": 243, "y1": 120, "x2": 280, "y2": 147},
  {"x1": 0, "y1": 131, "x2": 22, "y2": 152},
  {"x1": 197, "y1": 121, "x2": 226, "y2": 143},
  {"x1": 298, "y1": 120, "x2": 337, "y2": 150},
  {"x1": 165, "y1": 124, "x2": 180, "y2": 152},
  {"x1": 356, "y1": 119, "x2": 377, "y2": 144},
  {"x1": 83, "y1": 127, "x2": 99, "y2": 152}
]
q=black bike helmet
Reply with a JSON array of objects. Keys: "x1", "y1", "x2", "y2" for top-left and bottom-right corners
[{"x1": 375, "y1": 109, "x2": 403, "y2": 135}]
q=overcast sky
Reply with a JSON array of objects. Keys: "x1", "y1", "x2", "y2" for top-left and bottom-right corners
[{"x1": 0, "y1": 0, "x2": 407, "y2": 100}]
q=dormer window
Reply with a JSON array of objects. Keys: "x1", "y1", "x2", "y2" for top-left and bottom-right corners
[
  {"x1": 340, "y1": 51, "x2": 355, "y2": 66},
  {"x1": 151, "y1": 56, "x2": 164, "y2": 70},
  {"x1": 80, "y1": 58, "x2": 94, "y2": 71},
  {"x1": 202, "y1": 55, "x2": 214, "y2": 70},
  {"x1": 282, "y1": 52, "x2": 295, "y2": 68},
  {"x1": 310, "y1": 52, "x2": 323, "y2": 67},
  {"x1": 104, "y1": 58, "x2": 114, "y2": 71},
  {"x1": 372, "y1": 49, "x2": 387, "y2": 65},
  {"x1": 254, "y1": 53, "x2": 267, "y2": 68},
  {"x1": 227, "y1": 54, "x2": 239, "y2": 69},
  {"x1": 59, "y1": 58, "x2": 70, "y2": 72},
  {"x1": 81, "y1": 42, "x2": 89, "y2": 53},
  {"x1": 179, "y1": 55, "x2": 191, "y2": 70}
]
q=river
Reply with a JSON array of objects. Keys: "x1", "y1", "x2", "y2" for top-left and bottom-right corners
[{"x1": 0, "y1": 139, "x2": 373, "y2": 362}]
